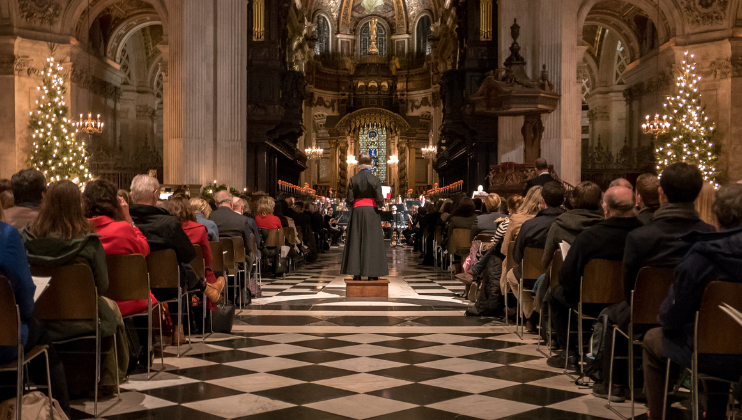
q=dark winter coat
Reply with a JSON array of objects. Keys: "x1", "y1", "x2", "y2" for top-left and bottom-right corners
[
  {"x1": 512, "y1": 206, "x2": 565, "y2": 279},
  {"x1": 660, "y1": 226, "x2": 742, "y2": 371},
  {"x1": 557, "y1": 216, "x2": 643, "y2": 308},
  {"x1": 622, "y1": 202, "x2": 714, "y2": 302},
  {"x1": 542, "y1": 208, "x2": 604, "y2": 271}
]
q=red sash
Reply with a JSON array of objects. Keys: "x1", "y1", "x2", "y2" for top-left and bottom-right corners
[{"x1": 353, "y1": 198, "x2": 377, "y2": 208}]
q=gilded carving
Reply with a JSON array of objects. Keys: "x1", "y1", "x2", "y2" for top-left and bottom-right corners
[
  {"x1": 71, "y1": 67, "x2": 123, "y2": 101},
  {"x1": 682, "y1": 0, "x2": 729, "y2": 28},
  {"x1": 698, "y1": 58, "x2": 731, "y2": 80},
  {"x1": 18, "y1": 0, "x2": 61, "y2": 26}
]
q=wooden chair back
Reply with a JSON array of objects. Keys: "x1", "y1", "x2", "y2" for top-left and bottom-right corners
[
  {"x1": 522, "y1": 247, "x2": 546, "y2": 280},
  {"x1": 105, "y1": 254, "x2": 149, "y2": 301},
  {"x1": 32, "y1": 264, "x2": 97, "y2": 321},
  {"x1": 219, "y1": 237, "x2": 235, "y2": 269},
  {"x1": 550, "y1": 249, "x2": 563, "y2": 290},
  {"x1": 297, "y1": 229, "x2": 303, "y2": 242},
  {"x1": 232, "y1": 237, "x2": 246, "y2": 264},
  {"x1": 284, "y1": 227, "x2": 297, "y2": 245},
  {"x1": 581, "y1": 259, "x2": 624, "y2": 305},
  {"x1": 209, "y1": 241, "x2": 224, "y2": 273},
  {"x1": 190, "y1": 245, "x2": 205, "y2": 280},
  {"x1": 697, "y1": 281, "x2": 742, "y2": 355},
  {"x1": 632, "y1": 267, "x2": 675, "y2": 325},
  {"x1": 0, "y1": 276, "x2": 18, "y2": 347},
  {"x1": 246, "y1": 233, "x2": 258, "y2": 259},
  {"x1": 264, "y1": 229, "x2": 280, "y2": 247},
  {"x1": 145, "y1": 249, "x2": 180, "y2": 289},
  {"x1": 450, "y1": 228, "x2": 472, "y2": 257}
]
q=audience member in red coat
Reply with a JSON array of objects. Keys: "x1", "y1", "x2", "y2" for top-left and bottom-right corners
[
  {"x1": 167, "y1": 195, "x2": 224, "y2": 306},
  {"x1": 255, "y1": 196, "x2": 283, "y2": 229},
  {"x1": 83, "y1": 179, "x2": 157, "y2": 317}
]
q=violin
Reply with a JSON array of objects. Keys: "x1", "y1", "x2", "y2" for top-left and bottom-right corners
[{"x1": 382, "y1": 221, "x2": 391, "y2": 228}]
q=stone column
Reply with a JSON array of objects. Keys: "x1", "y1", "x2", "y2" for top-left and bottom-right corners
[
  {"x1": 407, "y1": 137, "x2": 417, "y2": 194},
  {"x1": 329, "y1": 138, "x2": 339, "y2": 190},
  {"x1": 215, "y1": 0, "x2": 247, "y2": 190},
  {"x1": 162, "y1": 0, "x2": 216, "y2": 185}
]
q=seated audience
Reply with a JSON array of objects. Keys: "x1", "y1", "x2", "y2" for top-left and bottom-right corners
[
  {"x1": 635, "y1": 174, "x2": 660, "y2": 225},
  {"x1": 324, "y1": 207, "x2": 343, "y2": 245},
  {"x1": 22, "y1": 180, "x2": 128, "y2": 392},
  {"x1": 447, "y1": 197, "x2": 478, "y2": 254},
  {"x1": 83, "y1": 179, "x2": 155, "y2": 317},
  {"x1": 546, "y1": 186, "x2": 641, "y2": 369},
  {"x1": 591, "y1": 163, "x2": 715, "y2": 400},
  {"x1": 255, "y1": 196, "x2": 283, "y2": 230},
  {"x1": 507, "y1": 181, "x2": 566, "y2": 331},
  {"x1": 0, "y1": 202, "x2": 70, "y2": 415},
  {"x1": 5, "y1": 169, "x2": 46, "y2": 229},
  {"x1": 128, "y1": 174, "x2": 198, "y2": 342},
  {"x1": 470, "y1": 194, "x2": 506, "y2": 241},
  {"x1": 541, "y1": 181, "x2": 604, "y2": 272},
  {"x1": 273, "y1": 199, "x2": 290, "y2": 228},
  {"x1": 190, "y1": 197, "x2": 219, "y2": 241},
  {"x1": 470, "y1": 194, "x2": 524, "y2": 278},
  {"x1": 210, "y1": 190, "x2": 260, "y2": 249},
  {"x1": 643, "y1": 183, "x2": 742, "y2": 420},
  {"x1": 610, "y1": 178, "x2": 633, "y2": 191},
  {"x1": 694, "y1": 181, "x2": 717, "y2": 226},
  {"x1": 473, "y1": 197, "x2": 484, "y2": 214},
  {"x1": 166, "y1": 196, "x2": 224, "y2": 305},
  {"x1": 468, "y1": 189, "x2": 539, "y2": 317},
  {"x1": 117, "y1": 189, "x2": 131, "y2": 205},
  {"x1": 0, "y1": 189, "x2": 13, "y2": 210}
]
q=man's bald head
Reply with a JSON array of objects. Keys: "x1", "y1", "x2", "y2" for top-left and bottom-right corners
[
  {"x1": 603, "y1": 186, "x2": 636, "y2": 218},
  {"x1": 609, "y1": 178, "x2": 633, "y2": 191}
]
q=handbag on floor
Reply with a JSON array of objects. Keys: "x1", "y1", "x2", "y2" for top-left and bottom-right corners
[
  {"x1": 248, "y1": 275, "x2": 262, "y2": 298},
  {"x1": 468, "y1": 281, "x2": 479, "y2": 302},
  {"x1": 211, "y1": 300, "x2": 236, "y2": 333},
  {"x1": 0, "y1": 391, "x2": 69, "y2": 420}
]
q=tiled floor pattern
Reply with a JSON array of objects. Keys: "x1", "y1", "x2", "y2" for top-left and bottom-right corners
[{"x1": 66, "y1": 244, "x2": 665, "y2": 420}]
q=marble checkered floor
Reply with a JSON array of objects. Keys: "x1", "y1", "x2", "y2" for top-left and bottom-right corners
[{"x1": 68, "y1": 244, "x2": 657, "y2": 420}]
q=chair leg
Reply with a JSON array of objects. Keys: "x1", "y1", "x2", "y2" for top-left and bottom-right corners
[
  {"x1": 692, "y1": 349, "x2": 699, "y2": 420},
  {"x1": 16, "y1": 349, "x2": 23, "y2": 420},
  {"x1": 43, "y1": 349, "x2": 53, "y2": 420},
  {"x1": 606, "y1": 327, "x2": 617, "y2": 408},
  {"x1": 517, "y1": 278, "x2": 523, "y2": 339},
  {"x1": 578, "y1": 304, "x2": 585, "y2": 381},
  {"x1": 94, "y1": 326, "x2": 100, "y2": 418},
  {"x1": 564, "y1": 311, "x2": 571, "y2": 373},
  {"x1": 177, "y1": 286, "x2": 182, "y2": 358},
  {"x1": 504, "y1": 287, "x2": 509, "y2": 327},
  {"x1": 662, "y1": 358, "x2": 671, "y2": 420},
  {"x1": 113, "y1": 334, "x2": 121, "y2": 400}
]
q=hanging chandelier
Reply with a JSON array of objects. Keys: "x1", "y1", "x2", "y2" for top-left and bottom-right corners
[
  {"x1": 346, "y1": 155, "x2": 358, "y2": 166},
  {"x1": 73, "y1": 113, "x2": 104, "y2": 135},
  {"x1": 305, "y1": 146, "x2": 323, "y2": 160},
  {"x1": 642, "y1": 114, "x2": 670, "y2": 138},
  {"x1": 387, "y1": 155, "x2": 399, "y2": 165},
  {"x1": 422, "y1": 145, "x2": 437, "y2": 160}
]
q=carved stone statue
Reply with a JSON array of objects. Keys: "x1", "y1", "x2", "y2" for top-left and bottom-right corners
[
  {"x1": 522, "y1": 114, "x2": 544, "y2": 164},
  {"x1": 368, "y1": 18, "x2": 379, "y2": 55},
  {"x1": 389, "y1": 56, "x2": 400, "y2": 75}
]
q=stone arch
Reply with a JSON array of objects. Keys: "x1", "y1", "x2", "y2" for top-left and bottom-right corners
[
  {"x1": 412, "y1": 10, "x2": 433, "y2": 56},
  {"x1": 355, "y1": 15, "x2": 391, "y2": 58},
  {"x1": 584, "y1": 16, "x2": 640, "y2": 64},
  {"x1": 61, "y1": 0, "x2": 168, "y2": 44},
  {"x1": 106, "y1": 13, "x2": 161, "y2": 62},
  {"x1": 576, "y1": 0, "x2": 679, "y2": 44},
  {"x1": 336, "y1": 107, "x2": 411, "y2": 133},
  {"x1": 312, "y1": 10, "x2": 334, "y2": 53}
]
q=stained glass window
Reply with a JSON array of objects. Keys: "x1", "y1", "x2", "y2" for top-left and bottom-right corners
[
  {"x1": 359, "y1": 123, "x2": 387, "y2": 183},
  {"x1": 360, "y1": 21, "x2": 386, "y2": 57},
  {"x1": 314, "y1": 15, "x2": 330, "y2": 55}
]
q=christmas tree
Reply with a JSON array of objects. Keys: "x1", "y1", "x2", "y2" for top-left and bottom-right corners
[
  {"x1": 27, "y1": 57, "x2": 92, "y2": 186},
  {"x1": 655, "y1": 51, "x2": 719, "y2": 185}
]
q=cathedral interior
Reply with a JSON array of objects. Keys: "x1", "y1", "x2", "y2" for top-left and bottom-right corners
[
  {"x1": 3, "y1": 1, "x2": 742, "y2": 420},
  {"x1": 4, "y1": 0, "x2": 740, "y2": 195}
]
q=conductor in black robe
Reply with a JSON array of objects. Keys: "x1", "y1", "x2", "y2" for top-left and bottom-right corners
[{"x1": 341, "y1": 153, "x2": 390, "y2": 280}]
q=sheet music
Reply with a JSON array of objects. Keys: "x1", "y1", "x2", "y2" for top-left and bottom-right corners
[
  {"x1": 32, "y1": 276, "x2": 51, "y2": 302},
  {"x1": 559, "y1": 241, "x2": 571, "y2": 260}
]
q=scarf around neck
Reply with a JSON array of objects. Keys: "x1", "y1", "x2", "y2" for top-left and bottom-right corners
[
  {"x1": 358, "y1": 164, "x2": 373, "y2": 171},
  {"x1": 653, "y1": 202, "x2": 700, "y2": 221}
]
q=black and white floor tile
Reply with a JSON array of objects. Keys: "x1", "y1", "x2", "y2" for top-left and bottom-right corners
[{"x1": 67, "y1": 244, "x2": 667, "y2": 420}]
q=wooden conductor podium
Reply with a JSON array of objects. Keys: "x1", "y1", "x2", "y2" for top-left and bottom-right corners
[{"x1": 345, "y1": 278, "x2": 389, "y2": 297}]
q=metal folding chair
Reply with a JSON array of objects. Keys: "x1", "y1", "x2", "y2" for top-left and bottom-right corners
[
  {"x1": 0, "y1": 276, "x2": 55, "y2": 420},
  {"x1": 32, "y1": 264, "x2": 121, "y2": 418},
  {"x1": 146, "y1": 249, "x2": 192, "y2": 358}
]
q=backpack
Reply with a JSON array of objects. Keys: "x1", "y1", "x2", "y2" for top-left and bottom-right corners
[{"x1": 584, "y1": 313, "x2": 610, "y2": 383}]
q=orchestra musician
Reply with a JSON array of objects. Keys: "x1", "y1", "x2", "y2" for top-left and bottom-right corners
[{"x1": 323, "y1": 207, "x2": 344, "y2": 245}]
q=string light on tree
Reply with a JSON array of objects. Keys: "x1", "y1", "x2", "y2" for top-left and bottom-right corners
[
  {"x1": 654, "y1": 51, "x2": 720, "y2": 185},
  {"x1": 27, "y1": 57, "x2": 92, "y2": 186}
]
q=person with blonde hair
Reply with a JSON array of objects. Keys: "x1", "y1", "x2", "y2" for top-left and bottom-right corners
[
  {"x1": 190, "y1": 197, "x2": 219, "y2": 240},
  {"x1": 694, "y1": 181, "x2": 717, "y2": 226},
  {"x1": 470, "y1": 193, "x2": 505, "y2": 241},
  {"x1": 254, "y1": 196, "x2": 282, "y2": 229}
]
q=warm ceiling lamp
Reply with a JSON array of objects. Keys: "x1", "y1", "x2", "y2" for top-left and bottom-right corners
[
  {"x1": 73, "y1": 113, "x2": 104, "y2": 135},
  {"x1": 387, "y1": 155, "x2": 399, "y2": 165},
  {"x1": 642, "y1": 114, "x2": 670, "y2": 137},
  {"x1": 305, "y1": 146, "x2": 323, "y2": 160},
  {"x1": 422, "y1": 145, "x2": 437, "y2": 160},
  {"x1": 346, "y1": 155, "x2": 358, "y2": 166}
]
